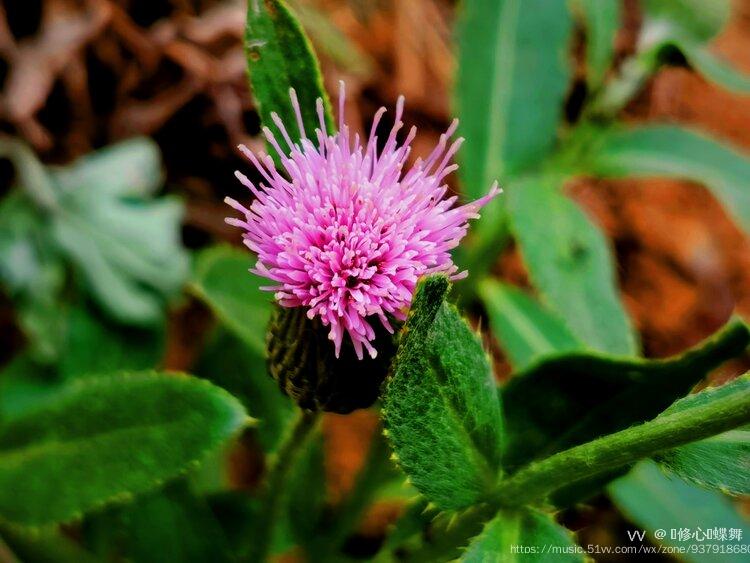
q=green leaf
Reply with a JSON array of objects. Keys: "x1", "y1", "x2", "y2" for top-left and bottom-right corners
[
  {"x1": 191, "y1": 245, "x2": 272, "y2": 356},
  {"x1": 638, "y1": 1, "x2": 750, "y2": 95},
  {"x1": 574, "y1": 0, "x2": 620, "y2": 90},
  {"x1": 59, "y1": 304, "x2": 165, "y2": 379},
  {"x1": 313, "y1": 431, "x2": 403, "y2": 559},
  {"x1": 51, "y1": 136, "x2": 162, "y2": 198},
  {"x1": 495, "y1": 374, "x2": 750, "y2": 506},
  {"x1": 0, "y1": 137, "x2": 188, "y2": 327},
  {"x1": 501, "y1": 318, "x2": 750, "y2": 471},
  {"x1": 657, "y1": 426, "x2": 749, "y2": 496},
  {"x1": 479, "y1": 281, "x2": 583, "y2": 371},
  {"x1": 506, "y1": 176, "x2": 637, "y2": 356},
  {"x1": 455, "y1": 0, "x2": 572, "y2": 198},
  {"x1": 281, "y1": 431, "x2": 327, "y2": 554},
  {"x1": 0, "y1": 523, "x2": 98, "y2": 563},
  {"x1": 641, "y1": 0, "x2": 730, "y2": 44},
  {"x1": 245, "y1": 0, "x2": 334, "y2": 152},
  {"x1": 0, "y1": 354, "x2": 64, "y2": 422},
  {"x1": 0, "y1": 184, "x2": 65, "y2": 362},
  {"x1": 584, "y1": 125, "x2": 750, "y2": 233},
  {"x1": 83, "y1": 480, "x2": 232, "y2": 563},
  {"x1": 289, "y1": 0, "x2": 374, "y2": 79},
  {"x1": 194, "y1": 328, "x2": 293, "y2": 453},
  {"x1": 610, "y1": 461, "x2": 750, "y2": 563},
  {"x1": 51, "y1": 138, "x2": 187, "y2": 325},
  {"x1": 383, "y1": 276, "x2": 503, "y2": 510},
  {"x1": 52, "y1": 200, "x2": 187, "y2": 326},
  {"x1": 655, "y1": 382, "x2": 750, "y2": 495},
  {"x1": 462, "y1": 508, "x2": 582, "y2": 562},
  {"x1": 677, "y1": 42, "x2": 750, "y2": 94},
  {"x1": 0, "y1": 372, "x2": 248, "y2": 526}
]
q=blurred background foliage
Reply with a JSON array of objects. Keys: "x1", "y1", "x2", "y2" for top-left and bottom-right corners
[{"x1": 0, "y1": 0, "x2": 750, "y2": 561}]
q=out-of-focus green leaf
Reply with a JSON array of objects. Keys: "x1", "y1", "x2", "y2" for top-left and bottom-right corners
[
  {"x1": 83, "y1": 480, "x2": 232, "y2": 563},
  {"x1": 584, "y1": 125, "x2": 750, "y2": 233},
  {"x1": 245, "y1": 0, "x2": 334, "y2": 153},
  {"x1": 657, "y1": 426, "x2": 750, "y2": 496},
  {"x1": 59, "y1": 304, "x2": 165, "y2": 379},
  {"x1": 282, "y1": 432, "x2": 326, "y2": 554},
  {"x1": 191, "y1": 245, "x2": 272, "y2": 356},
  {"x1": 641, "y1": 0, "x2": 730, "y2": 44},
  {"x1": 479, "y1": 281, "x2": 583, "y2": 371},
  {"x1": 194, "y1": 328, "x2": 293, "y2": 453},
  {"x1": 52, "y1": 198, "x2": 187, "y2": 326},
  {"x1": 456, "y1": 0, "x2": 572, "y2": 189},
  {"x1": 0, "y1": 523, "x2": 98, "y2": 563},
  {"x1": 655, "y1": 386, "x2": 750, "y2": 495},
  {"x1": 610, "y1": 461, "x2": 750, "y2": 563},
  {"x1": 312, "y1": 431, "x2": 401, "y2": 559},
  {"x1": 0, "y1": 372, "x2": 247, "y2": 526},
  {"x1": 574, "y1": 0, "x2": 620, "y2": 90},
  {"x1": 0, "y1": 354, "x2": 63, "y2": 422},
  {"x1": 506, "y1": 176, "x2": 637, "y2": 356},
  {"x1": 289, "y1": 0, "x2": 374, "y2": 78},
  {"x1": 461, "y1": 508, "x2": 582, "y2": 562},
  {"x1": 501, "y1": 318, "x2": 749, "y2": 471},
  {"x1": 52, "y1": 137, "x2": 162, "y2": 198},
  {"x1": 383, "y1": 276, "x2": 503, "y2": 510},
  {"x1": 638, "y1": 0, "x2": 750, "y2": 95},
  {"x1": 0, "y1": 137, "x2": 188, "y2": 329},
  {"x1": 206, "y1": 492, "x2": 261, "y2": 557},
  {"x1": 678, "y1": 43, "x2": 750, "y2": 94},
  {"x1": 456, "y1": 0, "x2": 572, "y2": 198},
  {"x1": 0, "y1": 178, "x2": 64, "y2": 362}
]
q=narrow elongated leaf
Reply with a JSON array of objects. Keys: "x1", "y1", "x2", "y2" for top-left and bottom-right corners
[
  {"x1": 506, "y1": 176, "x2": 637, "y2": 356},
  {"x1": 194, "y1": 328, "x2": 293, "y2": 453},
  {"x1": 638, "y1": 0, "x2": 750, "y2": 95},
  {"x1": 456, "y1": 0, "x2": 572, "y2": 198},
  {"x1": 641, "y1": 0, "x2": 730, "y2": 44},
  {"x1": 501, "y1": 318, "x2": 750, "y2": 471},
  {"x1": 575, "y1": 0, "x2": 620, "y2": 90},
  {"x1": 462, "y1": 508, "x2": 582, "y2": 562},
  {"x1": 678, "y1": 42, "x2": 750, "y2": 94},
  {"x1": 479, "y1": 281, "x2": 583, "y2": 371},
  {"x1": 610, "y1": 461, "x2": 750, "y2": 563},
  {"x1": 584, "y1": 125, "x2": 750, "y2": 232},
  {"x1": 245, "y1": 0, "x2": 334, "y2": 149},
  {"x1": 190, "y1": 245, "x2": 272, "y2": 355},
  {"x1": 0, "y1": 372, "x2": 247, "y2": 526},
  {"x1": 383, "y1": 276, "x2": 503, "y2": 510},
  {"x1": 289, "y1": 1, "x2": 374, "y2": 79},
  {"x1": 655, "y1": 383, "x2": 750, "y2": 495}
]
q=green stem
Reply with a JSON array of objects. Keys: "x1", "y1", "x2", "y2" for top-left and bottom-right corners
[
  {"x1": 247, "y1": 409, "x2": 320, "y2": 563},
  {"x1": 493, "y1": 386, "x2": 750, "y2": 507}
]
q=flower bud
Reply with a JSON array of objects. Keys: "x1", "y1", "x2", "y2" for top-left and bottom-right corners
[{"x1": 266, "y1": 306, "x2": 397, "y2": 414}]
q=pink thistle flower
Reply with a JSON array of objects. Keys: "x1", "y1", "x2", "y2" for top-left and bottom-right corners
[{"x1": 226, "y1": 83, "x2": 500, "y2": 360}]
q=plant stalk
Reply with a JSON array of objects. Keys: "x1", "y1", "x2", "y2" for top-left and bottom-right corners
[
  {"x1": 493, "y1": 385, "x2": 750, "y2": 507},
  {"x1": 246, "y1": 409, "x2": 320, "y2": 562}
]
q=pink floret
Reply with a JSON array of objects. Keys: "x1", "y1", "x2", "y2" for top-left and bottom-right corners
[{"x1": 226, "y1": 82, "x2": 500, "y2": 360}]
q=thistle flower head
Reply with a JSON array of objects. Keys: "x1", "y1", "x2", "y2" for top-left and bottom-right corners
[{"x1": 226, "y1": 83, "x2": 500, "y2": 360}]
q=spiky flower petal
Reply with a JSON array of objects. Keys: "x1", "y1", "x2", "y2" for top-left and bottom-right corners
[{"x1": 226, "y1": 83, "x2": 500, "y2": 359}]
